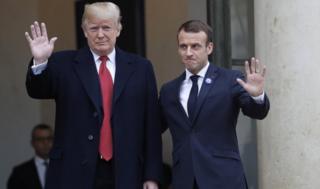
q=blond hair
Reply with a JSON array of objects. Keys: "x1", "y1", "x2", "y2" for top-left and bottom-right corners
[{"x1": 82, "y1": 2, "x2": 122, "y2": 31}]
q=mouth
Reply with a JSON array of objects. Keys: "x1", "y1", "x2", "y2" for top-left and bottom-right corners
[
  {"x1": 96, "y1": 41, "x2": 107, "y2": 45},
  {"x1": 185, "y1": 59, "x2": 195, "y2": 62}
]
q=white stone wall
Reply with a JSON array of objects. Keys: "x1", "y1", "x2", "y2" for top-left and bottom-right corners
[
  {"x1": 0, "y1": 0, "x2": 75, "y2": 188},
  {"x1": 255, "y1": 0, "x2": 320, "y2": 188}
]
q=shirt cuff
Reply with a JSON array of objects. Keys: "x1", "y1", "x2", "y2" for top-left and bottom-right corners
[
  {"x1": 251, "y1": 91, "x2": 265, "y2": 104},
  {"x1": 31, "y1": 60, "x2": 48, "y2": 75}
]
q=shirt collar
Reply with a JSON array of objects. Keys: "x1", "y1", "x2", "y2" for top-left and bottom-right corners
[
  {"x1": 34, "y1": 155, "x2": 49, "y2": 165},
  {"x1": 185, "y1": 61, "x2": 210, "y2": 80},
  {"x1": 90, "y1": 48, "x2": 116, "y2": 65}
]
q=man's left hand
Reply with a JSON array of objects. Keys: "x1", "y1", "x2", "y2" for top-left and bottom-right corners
[{"x1": 237, "y1": 57, "x2": 266, "y2": 97}]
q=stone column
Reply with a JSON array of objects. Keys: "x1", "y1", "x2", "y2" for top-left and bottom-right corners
[{"x1": 255, "y1": 0, "x2": 320, "y2": 188}]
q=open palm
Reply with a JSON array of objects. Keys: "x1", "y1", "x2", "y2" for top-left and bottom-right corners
[
  {"x1": 237, "y1": 57, "x2": 266, "y2": 97},
  {"x1": 25, "y1": 21, "x2": 57, "y2": 64}
]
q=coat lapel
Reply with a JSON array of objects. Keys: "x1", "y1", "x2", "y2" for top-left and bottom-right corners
[
  {"x1": 31, "y1": 160, "x2": 42, "y2": 189},
  {"x1": 112, "y1": 48, "x2": 137, "y2": 111},
  {"x1": 192, "y1": 64, "x2": 218, "y2": 125},
  {"x1": 73, "y1": 47, "x2": 102, "y2": 115},
  {"x1": 173, "y1": 73, "x2": 191, "y2": 124}
]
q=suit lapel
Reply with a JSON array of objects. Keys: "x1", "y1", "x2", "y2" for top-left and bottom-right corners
[
  {"x1": 174, "y1": 73, "x2": 191, "y2": 123},
  {"x1": 73, "y1": 47, "x2": 102, "y2": 115},
  {"x1": 31, "y1": 159, "x2": 43, "y2": 189},
  {"x1": 192, "y1": 64, "x2": 218, "y2": 125},
  {"x1": 112, "y1": 48, "x2": 136, "y2": 112}
]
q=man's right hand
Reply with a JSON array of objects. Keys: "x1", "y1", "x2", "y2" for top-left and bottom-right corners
[{"x1": 25, "y1": 21, "x2": 58, "y2": 65}]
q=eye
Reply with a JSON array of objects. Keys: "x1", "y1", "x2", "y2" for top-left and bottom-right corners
[
  {"x1": 179, "y1": 44, "x2": 187, "y2": 50},
  {"x1": 192, "y1": 44, "x2": 201, "y2": 50},
  {"x1": 89, "y1": 27, "x2": 98, "y2": 32},
  {"x1": 102, "y1": 26, "x2": 112, "y2": 31}
]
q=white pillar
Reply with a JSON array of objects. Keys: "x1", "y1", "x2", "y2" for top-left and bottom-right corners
[{"x1": 255, "y1": 0, "x2": 320, "y2": 188}]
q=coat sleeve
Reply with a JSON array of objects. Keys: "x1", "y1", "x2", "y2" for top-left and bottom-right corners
[
  {"x1": 143, "y1": 61, "x2": 163, "y2": 184},
  {"x1": 159, "y1": 86, "x2": 169, "y2": 133},
  {"x1": 7, "y1": 167, "x2": 23, "y2": 189},
  {"x1": 25, "y1": 56, "x2": 57, "y2": 99}
]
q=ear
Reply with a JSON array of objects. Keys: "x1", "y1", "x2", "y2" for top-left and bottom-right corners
[
  {"x1": 82, "y1": 25, "x2": 88, "y2": 38},
  {"x1": 116, "y1": 30, "x2": 121, "y2": 37},
  {"x1": 83, "y1": 31, "x2": 88, "y2": 38},
  {"x1": 116, "y1": 27, "x2": 121, "y2": 37},
  {"x1": 116, "y1": 23, "x2": 122, "y2": 37},
  {"x1": 31, "y1": 140, "x2": 35, "y2": 148},
  {"x1": 206, "y1": 42, "x2": 214, "y2": 55}
]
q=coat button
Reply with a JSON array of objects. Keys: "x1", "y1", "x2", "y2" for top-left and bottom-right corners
[
  {"x1": 88, "y1": 135, "x2": 94, "y2": 141},
  {"x1": 93, "y1": 112, "x2": 98, "y2": 117}
]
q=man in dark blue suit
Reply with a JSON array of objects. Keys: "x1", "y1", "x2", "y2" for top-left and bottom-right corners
[
  {"x1": 7, "y1": 124, "x2": 53, "y2": 189},
  {"x1": 159, "y1": 20, "x2": 270, "y2": 189},
  {"x1": 25, "y1": 2, "x2": 162, "y2": 189}
]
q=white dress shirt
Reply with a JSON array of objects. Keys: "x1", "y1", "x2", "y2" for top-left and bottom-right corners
[
  {"x1": 91, "y1": 48, "x2": 116, "y2": 83},
  {"x1": 179, "y1": 62, "x2": 265, "y2": 116},
  {"x1": 179, "y1": 63, "x2": 209, "y2": 116},
  {"x1": 34, "y1": 156, "x2": 49, "y2": 189}
]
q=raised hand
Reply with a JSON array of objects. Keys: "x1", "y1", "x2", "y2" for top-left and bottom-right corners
[
  {"x1": 236, "y1": 57, "x2": 266, "y2": 97},
  {"x1": 25, "y1": 21, "x2": 58, "y2": 65}
]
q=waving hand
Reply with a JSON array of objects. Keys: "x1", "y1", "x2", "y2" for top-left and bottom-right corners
[
  {"x1": 236, "y1": 57, "x2": 266, "y2": 97},
  {"x1": 25, "y1": 21, "x2": 57, "y2": 65}
]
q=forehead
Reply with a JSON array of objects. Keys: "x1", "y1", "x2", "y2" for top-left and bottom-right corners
[
  {"x1": 85, "y1": 17, "x2": 117, "y2": 26},
  {"x1": 178, "y1": 30, "x2": 207, "y2": 44},
  {"x1": 33, "y1": 129, "x2": 52, "y2": 136}
]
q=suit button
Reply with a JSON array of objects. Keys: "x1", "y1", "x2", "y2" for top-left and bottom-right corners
[
  {"x1": 88, "y1": 135, "x2": 94, "y2": 141},
  {"x1": 93, "y1": 112, "x2": 98, "y2": 117}
]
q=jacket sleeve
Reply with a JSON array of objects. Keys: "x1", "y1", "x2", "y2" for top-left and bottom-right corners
[
  {"x1": 143, "y1": 61, "x2": 163, "y2": 184},
  {"x1": 25, "y1": 56, "x2": 57, "y2": 99},
  {"x1": 7, "y1": 167, "x2": 22, "y2": 189}
]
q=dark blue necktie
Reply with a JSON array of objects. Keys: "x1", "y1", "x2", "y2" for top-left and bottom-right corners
[
  {"x1": 187, "y1": 75, "x2": 199, "y2": 121},
  {"x1": 43, "y1": 160, "x2": 49, "y2": 188}
]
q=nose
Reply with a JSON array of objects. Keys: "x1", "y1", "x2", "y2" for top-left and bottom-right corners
[
  {"x1": 43, "y1": 139, "x2": 52, "y2": 146},
  {"x1": 97, "y1": 28, "x2": 104, "y2": 38},
  {"x1": 186, "y1": 47, "x2": 193, "y2": 56}
]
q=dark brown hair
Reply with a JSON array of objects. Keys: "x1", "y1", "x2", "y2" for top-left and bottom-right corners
[
  {"x1": 31, "y1": 124, "x2": 53, "y2": 141},
  {"x1": 177, "y1": 20, "x2": 213, "y2": 44}
]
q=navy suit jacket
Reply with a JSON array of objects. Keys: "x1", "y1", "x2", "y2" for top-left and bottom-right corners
[
  {"x1": 26, "y1": 47, "x2": 162, "y2": 189},
  {"x1": 159, "y1": 64, "x2": 269, "y2": 189},
  {"x1": 7, "y1": 159, "x2": 42, "y2": 189}
]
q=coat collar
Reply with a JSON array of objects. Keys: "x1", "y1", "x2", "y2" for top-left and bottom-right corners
[
  {"x1": 112, "y1": 48, "x2": 137, "y2": 108},
  {"x1": 171, "y1": 63, "x2": 219, "y2": 126},
  {"x1": 73, "y1": 47, "x2": 102, "y2": 115},
  {"x1": 192, "y1": 64, "x2": 219, "y2": 124},
  {"x1": 73, "y1": 47, "x2": 137, "y2": 117}
]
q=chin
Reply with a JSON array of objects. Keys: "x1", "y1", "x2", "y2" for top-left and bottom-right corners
[
  {"x1": 187, "y1": 66, "x2": 200, "y2": 74},
  {"x1": 186, "y1": 63, "x2": 196, "y2": 69},
  {"x1": 95, "y1": 48, "x2": 110, "y2": 54}
]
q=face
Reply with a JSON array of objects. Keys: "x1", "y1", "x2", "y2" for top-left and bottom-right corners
[
  {"x1": 83, "y1": 17, "x2": 120, "y2": 55},
  {"x1": 178, "y1": 30, "x2": 213, "y2": 74},
  {"x1": 32, "y1": 129, "x2": 53, "y2": 159}
]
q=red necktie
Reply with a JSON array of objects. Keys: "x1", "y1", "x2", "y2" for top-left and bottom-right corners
[{"x1": 98, "y1": 56, "x2": 113, "y2": 160}]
